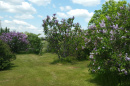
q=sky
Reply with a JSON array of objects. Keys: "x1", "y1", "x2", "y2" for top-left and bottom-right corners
[{"x1": 0, "y1": 0, "x2": 129, "y2": 37}]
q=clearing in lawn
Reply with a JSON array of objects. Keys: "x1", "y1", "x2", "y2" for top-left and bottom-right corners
[{"x1": 0, "y1": 53, "x2": 99, "y2": 86}]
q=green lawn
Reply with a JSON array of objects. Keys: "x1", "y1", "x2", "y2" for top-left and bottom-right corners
[{"x1": 0, "y1": 53, "x2": 99, "y2": 86}]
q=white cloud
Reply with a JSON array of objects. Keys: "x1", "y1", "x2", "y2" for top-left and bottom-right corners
[
  {"x1": 0, "y1": 0, "x2": 24, "y2": 4},
  {"x1": 72, "y1": 0, "x2": 100, "y2": 6},
  {"x1": 15, "y1": 14, "x2": 34, "y2": 19},
  {"x1": 3, "y1": 19, "x2": 37, "y2": 30},
  {"x1": 60, "y1": 6, "x2": 72, "y2": 11},
  {"x1": 57, "y1": 12, "x2": 68, "y2": 18},
  {"x1": 0, "y1": 1, "x2": 36, "y2": 14},
  {"x1": 60, "y1": 7, "x2": 64, "y2": 11},
  {"x1": 57, "y1": 9, "x2": 94, "y2": 22},
  {"x1": 67, "y1": 9, "x2": 93, "y2": 18},
  {"x1": 38, "y1": 15, "x2": 43, "y2": 18},
  {"x1": 28, "y1": 0, "x2": 51, "y2": 6},
  {"x1": 2, "y1": 19, "x2": 45, "y2": 37}
]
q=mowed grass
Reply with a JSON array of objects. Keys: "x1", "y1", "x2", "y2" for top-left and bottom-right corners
[{"x1": 0, "y1": 53, "x2": 99, "y2": 86}]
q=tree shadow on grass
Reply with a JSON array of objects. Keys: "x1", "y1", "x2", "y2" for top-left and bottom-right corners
[
  {"x1": 86, "y1": 72, "x2": 130, "y2": 86},
  {"x1": 0, "y1": 63, "x2": 18, "y2": 71}
]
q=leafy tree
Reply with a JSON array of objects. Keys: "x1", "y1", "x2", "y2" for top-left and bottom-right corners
[{"x1": 88, "y1": 0, "x2": 127, "y2": 28}]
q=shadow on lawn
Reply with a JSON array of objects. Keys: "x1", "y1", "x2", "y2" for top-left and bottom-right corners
[
  {"x1": 86, "y1": 72, "x2": 130, "y2": 86},
  {"x1": 0, "y1": 63, "x2": 17, "y2": 71}
]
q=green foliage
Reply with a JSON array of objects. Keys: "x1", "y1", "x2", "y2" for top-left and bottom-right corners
[
  {"x1": 25, "y1": 32, "x2": 43, "y2": 54},
  {"x1": 0, "y1": 40, "x2": 16, "y2": 70},
  {"x1": 42, "y1": 15, "x2": 88, "y2": 60},
  {"x1": 88, "y1": 0, "x2": 127, "y2": 28},
  {"x1": 87, "y1": 0, "x2": 130, "y2": 85},
  {"x1": 0, "y1": 27, "x2": 10, "y2": 35}
]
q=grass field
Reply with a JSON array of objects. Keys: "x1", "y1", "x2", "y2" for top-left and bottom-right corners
[
  {"x1": 1, "y1": 41, "x2": 128, "y2": 86},
  {"x1": 0, "y1": 53, "x2": 99, "y2": 86}
]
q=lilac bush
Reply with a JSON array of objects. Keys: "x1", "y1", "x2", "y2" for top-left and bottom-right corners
[
  {"x1": 87, "y1": 3, "x2": 130, "y2": 77},
  {"x1": 42, "y1": 14, "x2": 87, "y2": 60},
  {"x1": 0, "y1": 31, "x2": 29, "y2": 53}
]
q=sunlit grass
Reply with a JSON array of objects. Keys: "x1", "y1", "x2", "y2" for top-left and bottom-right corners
[{"x1": 0, "y1": 53, "x2": 98, "y2": 86}]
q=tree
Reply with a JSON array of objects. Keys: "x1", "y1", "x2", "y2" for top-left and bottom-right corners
[{"x1": 88, "y1": 0, "x2": 127, "y2": 28}]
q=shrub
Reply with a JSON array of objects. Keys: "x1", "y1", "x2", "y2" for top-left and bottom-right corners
[
  {"x1": 0, "y1": 31, "x2": 29, "y2": 53},
  {"x1": 25, "y1": 32, "x2": 43, "y2": 54},
  {"x1": 88, "y1": 2, "x2": 130, "y2": 74},
  {"x1": 87, "y1": 2, "x2": 130, "y2": 85},
  {"x1": 42, "y1": 14, "x2": 88, "y2": 60},
  {"x1": 0, "y1": 40, "x2": 16, "y2": 70}
]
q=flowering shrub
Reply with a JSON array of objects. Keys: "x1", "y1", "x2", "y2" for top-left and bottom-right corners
[
  {"x1": 42, "y1": 14, "x2": 88, "y2": 60},
  {"x1": 0, "y1": 31, "x2": 29, "y2": 53},
  {"x1": 0, "y1": 40, "x2": 16, "y2": 70},
  {"x1": 87, "y1": 3, "x2": 130, "y2": 83}
]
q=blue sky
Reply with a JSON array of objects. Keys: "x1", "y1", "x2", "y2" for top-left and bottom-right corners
[{"x1": 0, "y1": 0, "x2": 129, "y2": 37}]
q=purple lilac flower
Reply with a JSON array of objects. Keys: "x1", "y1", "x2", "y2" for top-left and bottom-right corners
[
  {"x1": 90, "y1": 53, "x2": 94, "y2": 59},
  {"x1": 124, "y1": 71, "x2": 127, "y2": 75},
  {"x1": 53, "y1": 14, "x2": 56, "y2": 16},
  {"x1": 93, "y1": 47, "x2": 97, "y2": 51},
  {"x1": 66, "y1": 29, "x2": 69, "y2": 32},
  {"x1": 126, "y1": 53, "x2": 128, "y2": 56},
  {"x1": 92, "y1": 69, "x2": 95, "y2": 72},
  {"x1": 43, "y1": 20, "x2": 46, "y2": 24},
  {"x1": 98, "y1": 66, "x2": 100, "y2": 70},
  {"x1": 110, "y1": 30, "x2": 114, "y2": 35},
  {"x1": 84, "y1": 38, "x2": 87, "y2": 42},
  {"x1": 72, "y1": 16, "x2": 74, "y2": 20},
  {"x1": 110, "y1": 35, "x2": 114, "y2": 41},
  {"x1": 103, "y1": 29, "x2": 107, "y2": 33},
  {"x1": 113, "y1": 24, "x2": 118, "y2": 29},
  {"x1": 88, "y1": 39, "x2": 91, "y2": 42},
  {"x1": 115, "y1": 15, "x2": 119, "y2": 19},
  {"x1": 55, "y1": 20, "x2": 58, "y2": 24},
  {"x1": 118, "y1": 68, "x2": 120, "y2": 72},
  {"x1": 102, "y1": 47, "x2": 105, "y2": 49},
  {"x1": 76, "y1": 47, "x2": 78, "y2": 50},
  {"x1": 117, "y1": 12, "x2": 121, "y2": 16},
  {"x1": 88, "y1": 24, "x2": 97, "y2": 30},
  {"x1": 121, "y1": 69, "x2": 125, "y2": 72},
  {"x1": 97, "y1": 30, "x2": 99, "y2": 33},
  {"x1": 85, "y1": 42, "x2": 87, "y2": 45},
  {"x1": 99, "y1": 19, "x2": 105, "y2": 28},
  {"x1": 119, "y1": 27, "x2": 124, "y2": 30},
  {"x1": 65, "y1": 33, "x2": 69, "y2": 36},
  {"x1": 82, "y1": 46, "x2": 85, "y2": 49},
  {"x1": 106, "y1": 16, "x2": 111, "y2": 21},
  {"x1": 121, "y1": 36, "x2": 126, "y2": 39},
  {"x1": 47, "y1": 15, "x2": 50, "y2": 19},
  {"x1": 125, "y1": 56, "x2": 130, "y2": 61},
  {"x1": 0, "y1": 31, "x2": 29, "y2": 52},
  {"x1": 120, "y1": 6, "x2": 124, "y2": 10}
]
